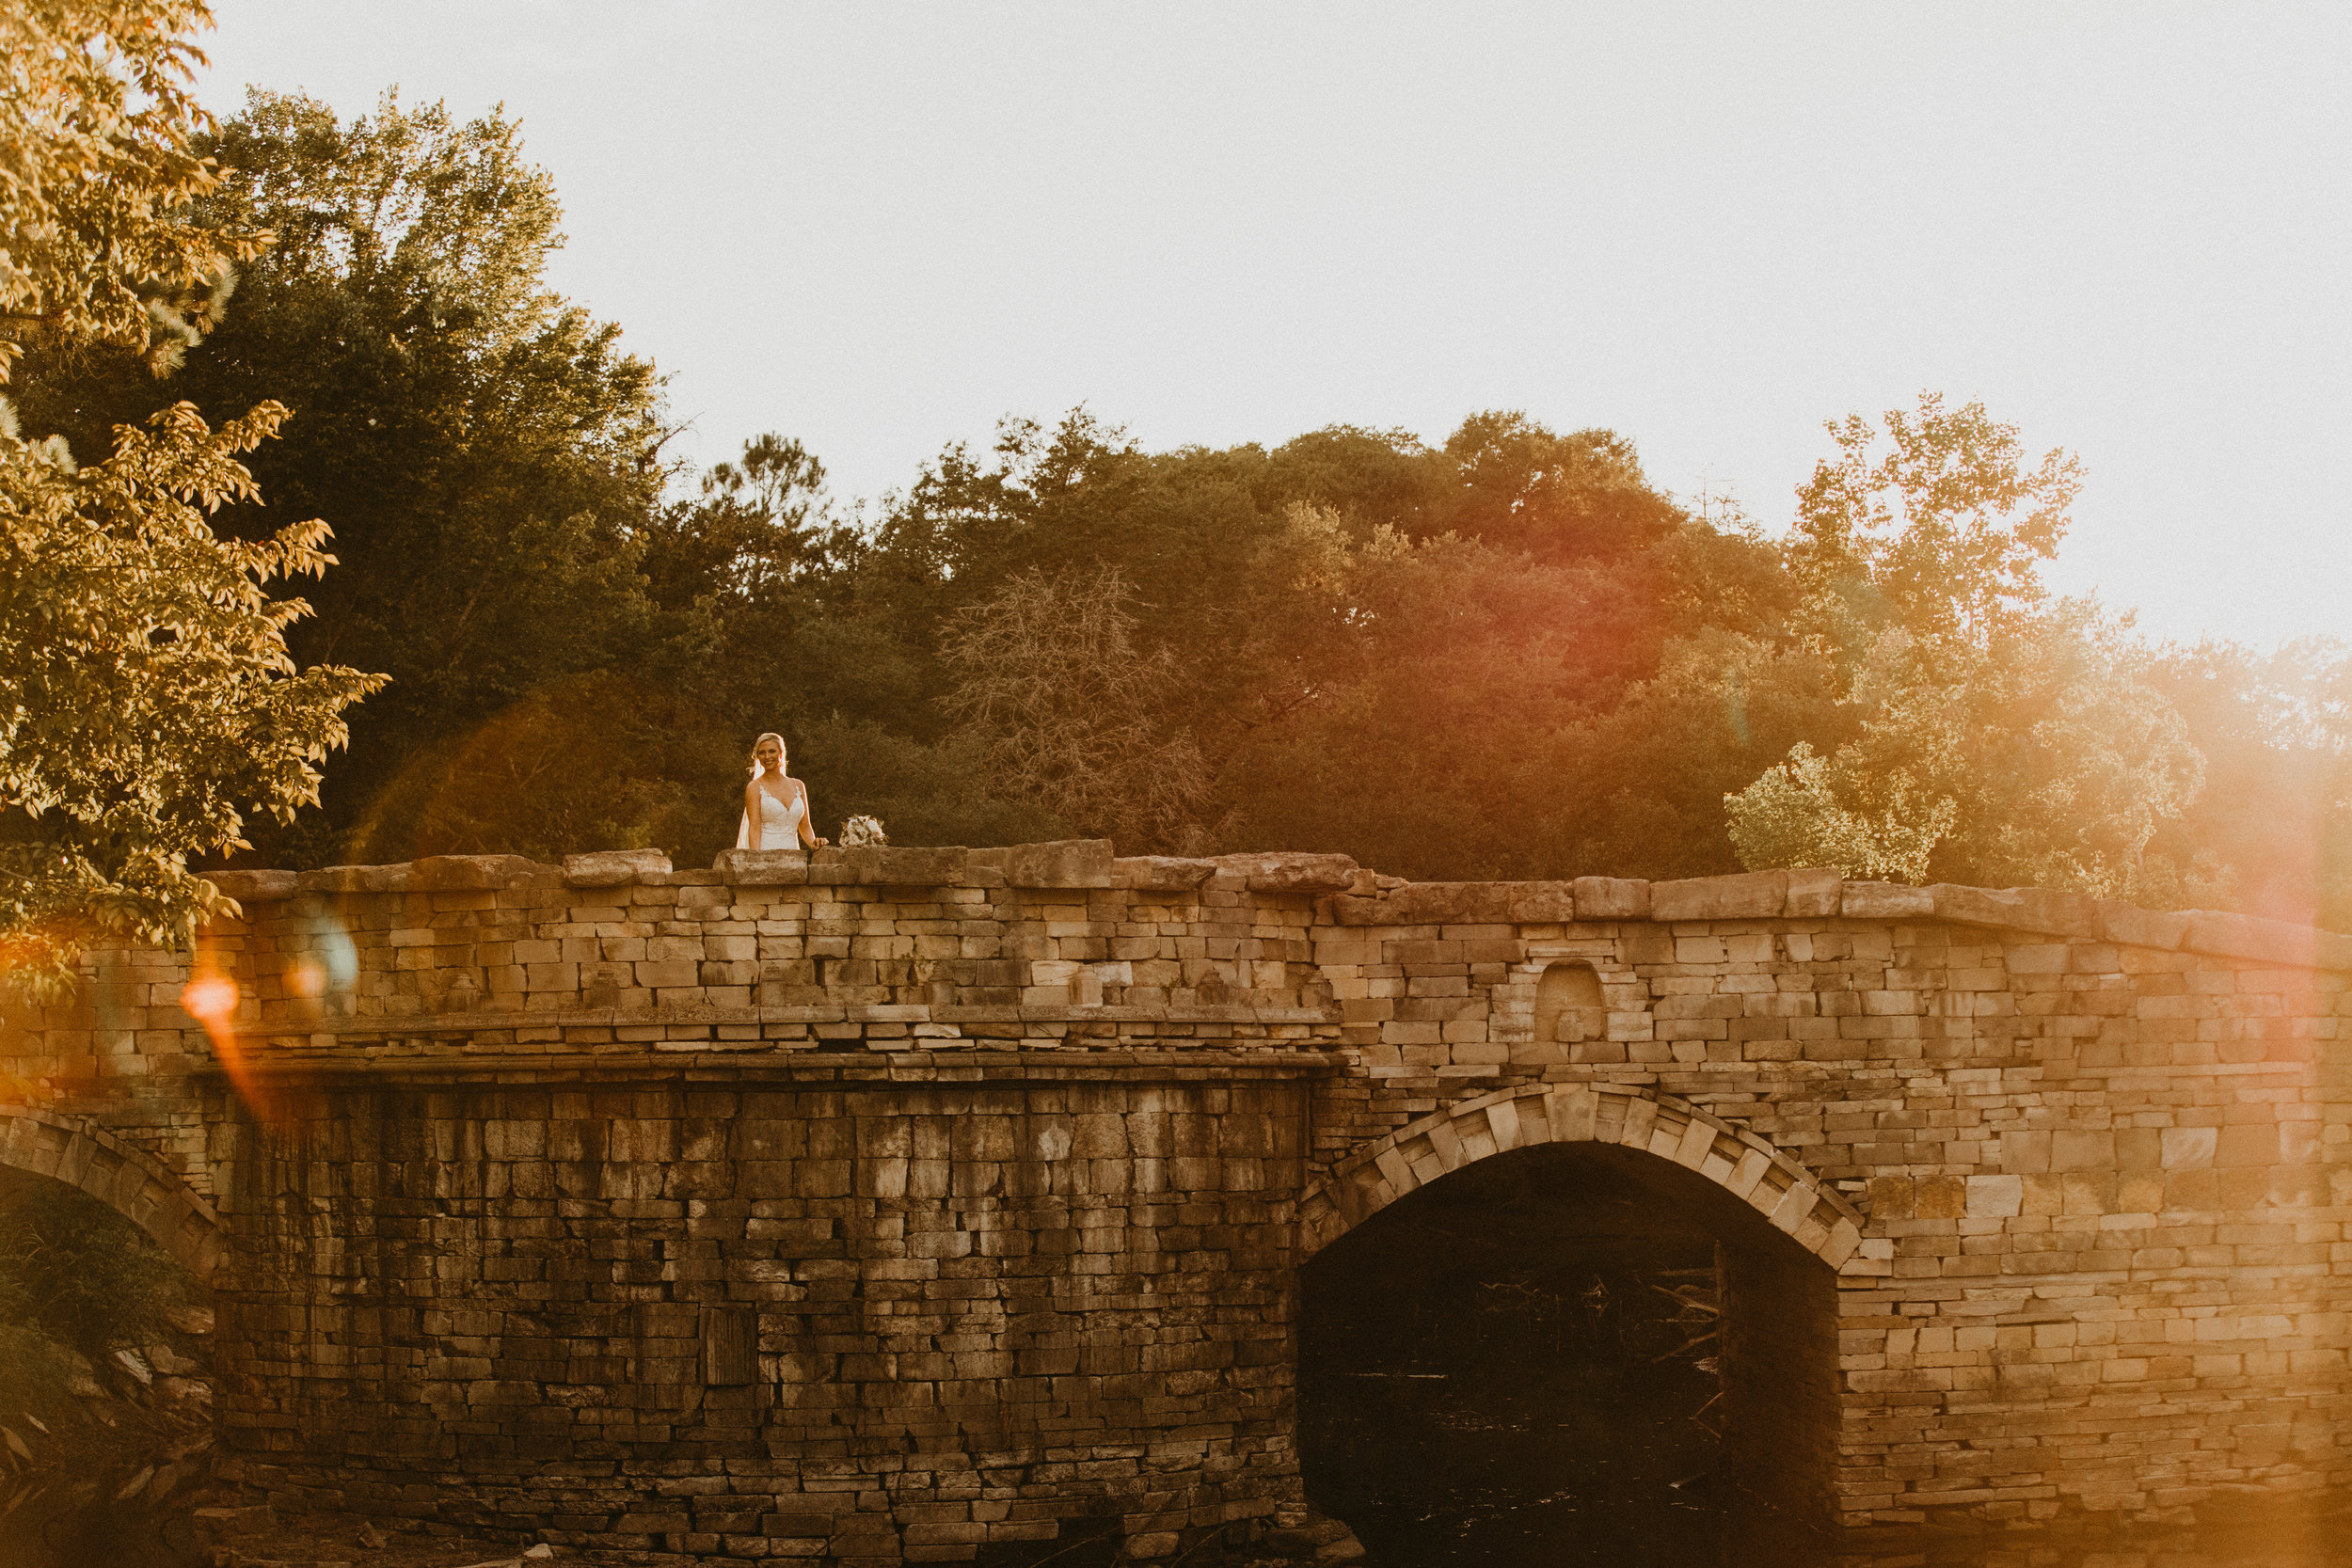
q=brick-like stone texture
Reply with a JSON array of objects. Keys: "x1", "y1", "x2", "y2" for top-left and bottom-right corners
[{"x1": 3, "y1": 850, "x2": 2347, "y2": 1549}]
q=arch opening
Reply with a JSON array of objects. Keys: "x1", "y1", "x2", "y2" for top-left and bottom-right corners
[
  {"x1": 1298, "y1": 1137, "x2": 1838, "y2": 1563},
  {"x1": 0, "y1": 1109, "x2": 222, "y2": 1284}
]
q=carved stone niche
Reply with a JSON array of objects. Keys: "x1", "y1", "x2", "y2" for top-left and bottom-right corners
[{"x1": 1534, "y1": 960, "x2": 1608, "y2": 1048}]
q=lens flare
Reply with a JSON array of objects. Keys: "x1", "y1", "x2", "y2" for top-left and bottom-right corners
[
  {"x1": 286, "y1": 958, "x2": 326, "y2": 1000},
  {"x1": 180, "y1": 972, "x2": 238, "y2": 1025},
  {"x1": 180, "y1": 951, "x2": 278, "y2": 1125}
]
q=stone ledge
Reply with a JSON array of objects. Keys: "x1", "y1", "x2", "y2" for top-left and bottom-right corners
[
  {"x1": 232, "y1": 1001, "x2": 1340, "y2": 1039},
  {"x1": 198, "y1": 844, "x2": 2352, "y2": 971},
  {"x1": 192, "y1": 1048, "x2": 1351, "y2": 1084}
]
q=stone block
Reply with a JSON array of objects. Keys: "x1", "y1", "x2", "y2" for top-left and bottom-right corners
[
  {"x1": 1504, "y1": 882, "x2": 1577, "y2": 923},
  {"x1": 1965, "y1": 1174, "x2": 2024, "y2": 1217},
  {"x1": 2005, "y1": 887, "x2": 2101, "y2": 938},
  {"x1": 1571, "y1": 877, "x2": 1649, "y2": 920},
  {"x1": 209, "y1": 869, "x2": 298, "y2": 904},
  {"x1": 2096, "y1": 899, "x2": 2190, "y2": 951},
  {"x1": 1378, "y1": 883, "x2": 1516, "y2": 924},
  {"x1": 991, "y1": 839, "x2": 1116, "y2": 888},
  {"x1": 1651, "y1": 870, "x2": 1787, "y2": 921},
  {"x1": 1784, "y1": 866, "x2": 1842, "y2": 917},
  {"x1": 1114, "y1": 856, "x2": 1217, "y2": 892},
  {"x1": 1929, "y1": 884, "x2": 2026, "y2": 929},
  {"x1": 1841, "y1": 881, "x2": 1932, "y2": 920},
  {"x1": 564, "y1": 849, "x2": 672, "y2": 888},
  {"x1": 716, "y1": 848, "x2": 811, "y2": 886},
  {"x1": 2180, "y1": 911, "x2": 2331, "y2": 969},
  {"x1": 1214, "y1": 851, "x2": 1359, "y2": 895},
  {"x1": 871, "y1": 846, "x2": 970, "y2": 885},
  {"x1": 2160, "y1": 1126, "x2": 2217, "y2": 1169},
  {"x1": 294, "y1": 863, "x2": 413, "y2": 895},
  {"x1": 410, "y1": 854, "x2": 550, "y2": 891}
]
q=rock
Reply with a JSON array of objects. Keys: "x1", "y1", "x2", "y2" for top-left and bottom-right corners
[
  {"x1": 563, "y1": 849, "x2": 671, "y2": 887},
  {"x1": 112, "y1": 1347, "x2": 153, "y2": 1386},
  {"x1": 1120, "y1": 1531, "x2": 1180, "y2": 1560},
  {"x1": 522, "y1": 1547, "x2": 554, "y2": 1561},
  {"x1": 208, "y1": 870, "x2": 298, "y2": 904},
  {"x1": 713, "y1": 847, "x2": 811, "y2": 886},
  {"x1": 409, "y1": 854, "x2": 551, "y2": 892},
  {"x1": 1650, "y1": 869, "x2": 1788, "y2": 921},
  {"x1": 157, "y1": 1375, "x2": 212, "y2": 1403},
  {"x1": 166, "y1": 1304, "x2": 215, "y2": 1335},
  {"x1": 147, "y1": 1340, "x2": 199, "y2": 1375},
  {"x1": 357, "y1": 1522, "x2": 389, "y2": 1549},
  {"x1": 1570, "y1": 876, "x2": 1649, "y2": 920}
]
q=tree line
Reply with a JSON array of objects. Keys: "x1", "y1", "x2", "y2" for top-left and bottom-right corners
[{"x1": 6, "y1": 40, "x2": 2346, "y2": 1002}]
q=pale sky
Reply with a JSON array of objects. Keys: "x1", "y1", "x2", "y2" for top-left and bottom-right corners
[{"x1": 193, "y1": 2, "x2": 2348, "y2": 648}]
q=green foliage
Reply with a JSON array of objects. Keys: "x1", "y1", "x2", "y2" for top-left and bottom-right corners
[
  {"x1": 1, "y1": 403, "x2": 383, "y2": 989},
  {"x1": 1731, "y1": 395, "x2": 2204, "y2": 897},
  {"x1": 0, "y1": 1175, "x2": 191, "y2": 1358},
  {"x1": 0, "y1": 0, "x2": 267, "y2": 382},
  {"x1": 10, "y1": 88, "x2": 670, "y2": 870},
  {"x1": 2, "y1": 12, "x2": 381, "y2": 992},
  {"x1": 15, "y1": 65, "x2": 2341, "y2": 933}
]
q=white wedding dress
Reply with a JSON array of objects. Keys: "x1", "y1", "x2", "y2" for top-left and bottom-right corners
[{"x1": 737, "y1": 780, "x2": 808, "y2": 851}]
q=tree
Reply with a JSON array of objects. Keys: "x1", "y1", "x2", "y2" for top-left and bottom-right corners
[
  {"x1": 1, "y1": 3, "x2": 379, "y2": 994},
  {"x1": 1728, "y1": 396, "x2": 2201, "y2": 893},
  {"x1": 1787, "y1": 391, "x2": 2082, "y2": 648},
  {"x1": 939, "y1": 565, "x2": 1206, "y2": 852},
  {"x1": 13, "y1": 87, "x2": 672, "y2": 866},
  {"x1": 0, "y1": 0, "x2": 265, "y2": 383}
]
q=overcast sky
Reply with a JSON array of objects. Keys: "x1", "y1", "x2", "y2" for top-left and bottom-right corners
[{"x1": 193, "y1": 1, "x2": 2347, "y2": 648}]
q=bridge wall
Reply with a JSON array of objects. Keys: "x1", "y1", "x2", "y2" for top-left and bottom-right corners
[{"x1": 2, "y1": 843, "x2": 2348, "y2": 1559}]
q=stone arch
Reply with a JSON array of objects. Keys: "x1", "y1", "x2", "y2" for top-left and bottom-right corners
[
  {"x1": 0, "y1": 1106, "x2": 223, "y2": 1282},
  {"x1": 1298, "y1": 1082, "x2": 1865, "y2": 1270}
]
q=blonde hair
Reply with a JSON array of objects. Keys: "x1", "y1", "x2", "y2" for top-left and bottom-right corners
[{"x1": 748, "y1": 731, "x2": 787, "y2": 777}]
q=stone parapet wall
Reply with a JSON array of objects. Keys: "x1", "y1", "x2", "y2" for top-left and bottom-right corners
[{"x1": 2, "y1": 843, "x2": 2348, "y2": 1552}]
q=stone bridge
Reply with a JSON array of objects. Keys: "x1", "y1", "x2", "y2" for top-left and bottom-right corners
[{"x1": 2, "y1": 840, "x2": 2346, "y2": 1562}]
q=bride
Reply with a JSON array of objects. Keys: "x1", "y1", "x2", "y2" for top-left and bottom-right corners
[{"x1": 736, "y1": 732, "x2": 828, "y2": 853}]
